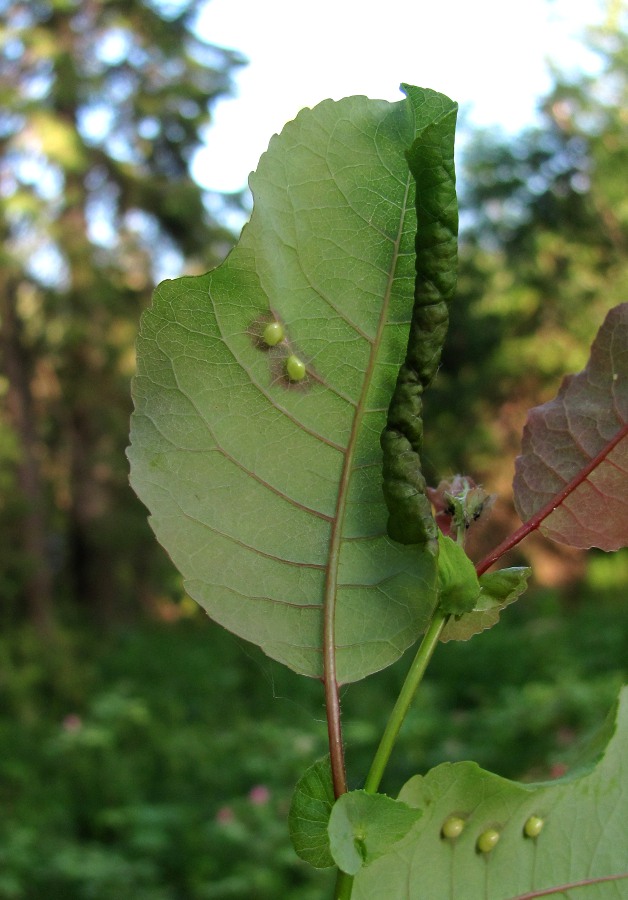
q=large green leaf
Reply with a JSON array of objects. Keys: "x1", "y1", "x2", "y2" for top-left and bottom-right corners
[
  {"x1": 352, "y1": 686, "x2": 628, "y2": 898},
  {"x1": 129, "y1": 86, "x2": 458, "y2": 683}
]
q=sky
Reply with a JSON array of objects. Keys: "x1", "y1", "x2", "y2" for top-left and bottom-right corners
[{"x1": 192, "y1": 0, "x2": 606, "y2": 196}]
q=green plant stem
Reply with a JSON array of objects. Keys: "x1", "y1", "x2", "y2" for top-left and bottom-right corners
[
  {"x1": 334, "y1": 868, "x2": 354, "y2": 900},
  {"x1": 331, "y1": 608, "x2": 448, "y2": 899},
  {"x1": 363, "y1": 608, "x2": 449, "y2": 795}
]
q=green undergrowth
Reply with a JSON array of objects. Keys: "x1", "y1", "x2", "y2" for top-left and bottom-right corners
[{"x1": 1, "y1": 567, "x2": 626, "y2": 899}]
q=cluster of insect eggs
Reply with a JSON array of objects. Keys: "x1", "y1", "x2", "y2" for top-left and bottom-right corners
[
  {"x1": 262, "y1": 320, "x2": 306, "y2": 382},
  {"x1": 441, "y1": 815, "x2": 545, "y2": 852}
]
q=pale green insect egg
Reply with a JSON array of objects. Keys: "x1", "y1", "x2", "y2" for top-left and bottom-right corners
[
  {"x1": 477, "y1": 829, "x2": 500, "y2": 853},
  {"x1": 262, "y1": 321, "x2": 285, "y2": 346},
  {"x1": 524, "y1": 816, "x2": 545, "y2": 838},
  {"x1": 441, "y1": 816, "x2": 465, "y2": 839},
  {"x1": 286, "y1": 354, "x2": 306, "y2": 382}
]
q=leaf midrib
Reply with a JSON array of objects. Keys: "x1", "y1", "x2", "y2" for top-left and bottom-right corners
[{"x1": 323, "y1": 170, "x2": 413, "y2": 684}]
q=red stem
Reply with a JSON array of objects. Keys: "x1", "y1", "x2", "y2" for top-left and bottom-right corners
[
  {"x1": 476, "y1": 422, "x2": 628, "y2": 576},
  {"x1": 323, "y1": 672, "x2": 347, "y2": 799},
  {"x1": 324, "y1": 491, "x2": 349, "y2": 799}
]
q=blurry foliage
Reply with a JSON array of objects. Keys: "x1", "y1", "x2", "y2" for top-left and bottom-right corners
[
  {"x1": 424, "y1": 24, "x2": 628, "y2": 490},
  {"x1": 1, "y1": 574, "x2": 627, "y2": 898},
  {"x1": 0, "y1": 0, "x2": 244, "y2": 626},
  {"x1": 0, "y1": 618, "x2": 333, "y2": 899}
]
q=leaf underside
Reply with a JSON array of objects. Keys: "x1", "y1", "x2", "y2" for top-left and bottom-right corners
[
  {"x1": 128, "y1": 86, "x2": 460, "y2": 683},
  {"x1": 440, "y1": 566, "x2": 531, "y2": 642},
  {"x1": 288, "y1": 756, "x2": 336, "y2": 870},
  {"x1": 351, "y1": 686, "x2": 628, "y2": 899},
  {"x1": 328, "y1": 790, "x2": 422, "y2": 876},
  {"x1": 514, "y1": 302, "x2": 628, "y2": 550}
]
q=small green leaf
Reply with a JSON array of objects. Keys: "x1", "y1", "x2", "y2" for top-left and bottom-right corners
[
  {"x1": 476, "y1": 567, "x2": 531, "y2": 609},
  {"x1": 288, "y1": 757, "x2": 335, "y2": 869},
  {"x1": 441, "y1": 567, "x2": 531, "y2": 642},
  {"x1": 436, "y1": 534, "x2": 480, "y2": 615},
  {"x1": 328, "y1": 790, "x2": 422, "y2": 876}
]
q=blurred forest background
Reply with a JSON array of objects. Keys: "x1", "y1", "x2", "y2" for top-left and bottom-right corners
[{"x1": 1, "y1": 1, "x2": 627, "y2": 898}]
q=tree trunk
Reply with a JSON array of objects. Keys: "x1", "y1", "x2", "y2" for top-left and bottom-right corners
[{"x1": 0, "y1": 277, "x2": 55, "y2": 635}]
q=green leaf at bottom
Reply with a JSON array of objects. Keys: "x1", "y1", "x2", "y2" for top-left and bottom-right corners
[{"x1": 352, "y1": 686, "x2": 628, "y2": 899}]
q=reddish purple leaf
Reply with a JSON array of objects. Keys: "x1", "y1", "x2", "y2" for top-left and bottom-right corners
[{"x1": 514, "y1": 303, "x2": 628, "y2": 550}]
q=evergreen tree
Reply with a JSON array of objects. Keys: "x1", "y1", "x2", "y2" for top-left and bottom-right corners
[
  {"x1": 419, "y1": 19, "x2": 627, "y2": 581},
  {"x1": 425, "y1": 21, "x2": 628, "y2": 483},
  {"x1": 0, "y1": 0, "x2": 244, "y2": 628}
]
